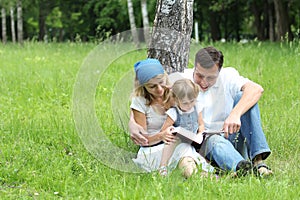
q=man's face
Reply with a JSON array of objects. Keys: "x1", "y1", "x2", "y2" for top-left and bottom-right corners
[{"x1": 193, "y1": 63, "x2": 219, "y2": 92}]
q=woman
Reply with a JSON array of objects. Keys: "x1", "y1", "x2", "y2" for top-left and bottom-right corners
[{"x1": 130, "y1": 58, "x2": 208, "y2": 178}]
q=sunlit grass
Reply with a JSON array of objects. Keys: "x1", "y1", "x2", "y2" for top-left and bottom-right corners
[{"x1": 0, "y1": 41, "x2": 299, "y2": 199}]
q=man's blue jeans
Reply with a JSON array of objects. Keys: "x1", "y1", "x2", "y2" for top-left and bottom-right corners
[{"x1": 204, "y1": 92, "x2": 271, "y2": 171}]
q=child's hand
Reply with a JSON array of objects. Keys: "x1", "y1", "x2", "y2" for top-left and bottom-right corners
[
  {"x1": 161, "y1": 126, "x2": 177, "y2": 144},
  {"x1": 198, "y1": 125, "x2": 205, "y2": 134}
]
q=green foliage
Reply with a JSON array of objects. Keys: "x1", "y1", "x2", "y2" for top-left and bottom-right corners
[
  {"x1": 46, "y1": 7, "x2": 63, "y2": 28},
  {"x1": 0, "y1": 42, "x2": 299, "y2": 199},
  {"x1": 2, "y1": 0, "x2": 300, "y2": 42}
]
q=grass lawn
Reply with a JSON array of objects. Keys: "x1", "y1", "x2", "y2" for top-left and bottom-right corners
[{"x1": 0, "y1": 41, "x2": 299, "y2": 199}]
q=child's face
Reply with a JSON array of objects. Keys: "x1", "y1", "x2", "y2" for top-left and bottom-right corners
[{"x1": 178, "y1": 97, "x2": 196, "y2": 112}]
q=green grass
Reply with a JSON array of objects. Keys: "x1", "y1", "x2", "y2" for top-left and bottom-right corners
[{"x1": 0, "y1": 41, "x2": 299, "y2": 199}]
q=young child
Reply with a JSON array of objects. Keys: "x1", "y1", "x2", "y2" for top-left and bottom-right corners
[{"x1": 158, "y1": 78, "x2": 214, "y2": 177}]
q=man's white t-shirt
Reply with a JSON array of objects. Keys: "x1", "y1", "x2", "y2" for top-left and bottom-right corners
[{"x1": 169, "y1": 67, "x2": 249, "y2": 131}]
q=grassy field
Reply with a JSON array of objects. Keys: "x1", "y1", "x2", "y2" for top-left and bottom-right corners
[{"x1": 0, "y1": 41, "x2": 299, "y2": 199}]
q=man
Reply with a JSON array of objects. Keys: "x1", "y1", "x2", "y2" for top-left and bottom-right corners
[{"x1": 129, "y1": 46, "x2": 272, "y2": 177}]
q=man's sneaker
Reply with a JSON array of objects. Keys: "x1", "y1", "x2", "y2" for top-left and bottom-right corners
[{"x1": 236, "y1": 160, "x2": 252, "y2": 177}]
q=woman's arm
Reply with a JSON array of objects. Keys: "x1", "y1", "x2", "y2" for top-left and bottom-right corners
[
  {"x1": 129, "y1": 110, "x2": 149, "y2": 146},
  {"x1": 132, "y1": 110, "x2": 176, "y2": 146}
]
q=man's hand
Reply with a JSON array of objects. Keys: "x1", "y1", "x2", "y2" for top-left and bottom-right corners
[
  {"x1": 222, "y1": 81, "x2": 263, "y2": 138},
  {"x1": 222, "y1": 112, "x2": 241, "y2": 138}
]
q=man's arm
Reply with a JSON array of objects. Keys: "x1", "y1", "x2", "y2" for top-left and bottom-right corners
[{"x1": 223, "y1": 81, "x2": 264, "y2": 136}]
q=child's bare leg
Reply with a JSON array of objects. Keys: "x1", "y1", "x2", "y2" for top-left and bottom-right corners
[
  {"x1": 178, "y1": 156, "x2": 197, "y2": 178},
  {"x1": 160, "y1": 139, "x2": 180, "y2": 167}
]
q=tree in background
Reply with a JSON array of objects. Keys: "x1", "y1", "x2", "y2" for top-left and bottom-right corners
[
  {"x1": 1, "y1": 0, "x2": 299, "y2": 43},
  {"x1": 148, "y1": 0, "x2": 194, "y2": 73},
  {"x1": 193, "y1": 0, "x2": 297, "y2": 42},
  {"x1": 17, "y1": 0, "x2": 23, "y2": 44},
  {"x1": 10, "y1": 5, "x2": 16, "y2": 43},
  {"x1": 127, "y1": 0, "x2": 139, "y2": 47},
  {"x1": 1, "y1": 6, "x2": 7, "y2": 43},
  {"x1": 141, "y1": 0, "x2": 150, "y2": 44},
  {"x1": 274, "y1": 0, "x2": 293, "y2": 41},
  {"x1": 38, "y1": 0, "x2": 52, "y2": 41}
]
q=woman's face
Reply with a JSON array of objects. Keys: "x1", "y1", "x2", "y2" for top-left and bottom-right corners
[{"x1": 144, "y1": 75, "x2": 167, "y2": 98}]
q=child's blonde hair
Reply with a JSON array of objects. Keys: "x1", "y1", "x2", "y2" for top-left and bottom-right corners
[{"x1": 171, "y1": 79, "x2": 200, "y2": 104}]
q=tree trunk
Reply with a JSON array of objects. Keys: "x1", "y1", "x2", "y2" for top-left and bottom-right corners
[
  {"x1": 148, "y1": 0, "x2": 194, "y2": 73},
  {"x1": 1, "y1": 8, "x2": 7, "y2": 44},
  {"x1": 251, "y1": 1, "x2": 264, "y2": 40},
  {"x1": 267, "y1": 0, "x2": 275, "y2": 41},
  {"x1": 10, "y1": 7, "x2": 16, "y2": 43},
  {"x1": 127, "y1": 0, "x2": 140, "y2": 48},
  {"x1": 274, "y1": 0, "x2": 293, "y2": 41},
  {"x1": 198, "y1": 9, "x2": 204, "y2": 41},
  {"x1": 194, "y1": 21, "x2": 199, "y2": 43},
  {"x1": 38, "y1": 1, "x2": 47, "y2": 41},
  {"x1": 233, "y1": 2, "x2": 240, "y2": 41},
  {"x1": 141, "y1": 0, "x2": 150, "y2": 44},
  {"x1": 262, "y1": 1, "x2": 269, "y2": 40},
  {"x1": 209, "y1": 10, "x2": 221, "y2": 41},
  {"x1": 17, "y1": 0, "x2": 23, "y2": 44}
]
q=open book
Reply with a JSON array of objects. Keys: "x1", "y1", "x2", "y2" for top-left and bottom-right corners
[
  {"x1": 173, "y1": 127, "x2": 204, "y2": 144},
  {"x1": 173, "y1": 127, "x2": 225, "y2": 145}
]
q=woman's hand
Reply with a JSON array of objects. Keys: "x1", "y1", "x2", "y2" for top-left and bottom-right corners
[{"x1": 128, "y1": 117, "x2": 149, "y2": 146}]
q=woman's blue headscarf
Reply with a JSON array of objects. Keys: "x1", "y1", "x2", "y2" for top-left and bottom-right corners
[{"x1": 134, "y1": 58, "x2": 164, "y2": 85}]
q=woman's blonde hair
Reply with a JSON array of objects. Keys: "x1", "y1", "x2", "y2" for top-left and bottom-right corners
[{"x1": 132, "y1": 73, "x2": 172, "y2": 108}]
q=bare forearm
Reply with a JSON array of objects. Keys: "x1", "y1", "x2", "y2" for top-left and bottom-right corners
[
  {"x1": 198, "y1": 124, "x2": 205, "y2": 133},
  {"x1": 232, "y1": 81, "x2": 263, "y2": 117},
  {"x1": 223, "y1": 81, "x2": 263, "y2": 135},
  {"x1": 144, "y1": 132, "x2": 163, "y2": 145},
  {"x1": 146, "y1": 126, "x2": 177, "y2": 146},
  {"x1": 129, "y1": 109, "x2": 148, "y2": 145}
]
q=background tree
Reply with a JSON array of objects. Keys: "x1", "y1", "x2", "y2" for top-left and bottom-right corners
[
  {"x1": 1, "y1": 7, "x2": 7, "y2": 43},
  {"x1": 1, "y1": 0, "x2": 299, "y2": 43},
  {"x1": 148, "y1": 0, "x2": 194, "y2": 73},
  {"x1": 79, "y1": 0, "x2": 129, "y2": 42},
  {"x1": 10, "y1": 5, "x2": 16, "y2": 43},
  {"x1": 17, "y1": 0, "x2": 23, "y2": 44},
  {"x1": 267, "y1": 0, "x2": 276, "y2": 41},
  {"x1": 274, "y1": 0, "x2": 293, "y2": 41},
  {"x1": 127, "y1": 0, "x2": 139, "y2": 47},
  {"x1": 38, "y1": 0, "x2": 52, "y2": 41},
  {"x1": 193, "y1": 1, "x2": 209, "y2": 41},
  {"x1": 141, "y1": 0, "x2": 150, "y2": 44}
]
